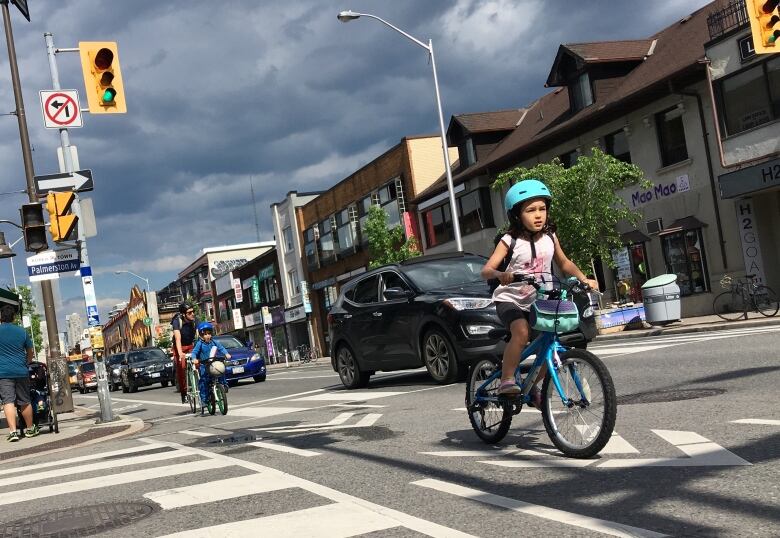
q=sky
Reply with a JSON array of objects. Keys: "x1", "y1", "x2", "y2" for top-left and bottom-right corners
[{"x1": 0, "y1": 0, "x2": 714, "y2": 328}]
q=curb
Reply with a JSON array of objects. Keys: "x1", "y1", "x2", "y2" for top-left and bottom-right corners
[{"x1": 594, "y1": 316, "x2": 780, "y2": 342}]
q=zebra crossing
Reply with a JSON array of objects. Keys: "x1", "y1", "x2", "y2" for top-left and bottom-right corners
[{"x1": 0, "y1": 438, "x2": 475, "y2": 537}]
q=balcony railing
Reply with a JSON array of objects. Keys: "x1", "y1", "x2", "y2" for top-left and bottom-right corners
[{"x1": 707, "y1": 0, "x2": 749, "y2": 40}]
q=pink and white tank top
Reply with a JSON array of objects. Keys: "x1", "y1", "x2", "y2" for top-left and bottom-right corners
[{"x1": 492, "y1": 233, "x2": 555, "y2": 310}]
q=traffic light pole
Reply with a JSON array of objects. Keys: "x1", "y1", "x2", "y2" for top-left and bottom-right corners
[
  {"x1": 0, "y1": 2, "x2": 62, "y2": 365},
  {"x1": 45, "y1": 32, "x2": 113, "y2": 423}
]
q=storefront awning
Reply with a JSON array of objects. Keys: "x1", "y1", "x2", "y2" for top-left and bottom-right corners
[
  {"x1": 620, "y1": 230, "x2": 651, "y2": 244},
  {"x1": 657, "y1": 216, "x2": 707, "y2": 236}
]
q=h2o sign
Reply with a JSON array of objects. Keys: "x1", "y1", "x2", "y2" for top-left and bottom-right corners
[{"x1": 629, "y1": 174, "x2": 691, "y2": 208}]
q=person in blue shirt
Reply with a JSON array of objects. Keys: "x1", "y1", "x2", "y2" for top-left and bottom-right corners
[
  {"x1": 190, "y1": 322, "x2": 230, "y2": 416},
  {"x1": 0, "y1": 304, "x2": 38, "y2": 441}
]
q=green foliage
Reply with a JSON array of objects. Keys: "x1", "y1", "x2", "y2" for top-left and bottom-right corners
[
  {"x1": 10, "y1": 285, "x2": 42, "y2": 353},
  {"x1": 156, "y1": 331, "x2": 172, "y2": 351},
  {"x1": 492, "y1": 148, "x2": 652, "y2": 269},
  {"x1": 366, "y1": 205, "x2": 420, "y2": 269}
]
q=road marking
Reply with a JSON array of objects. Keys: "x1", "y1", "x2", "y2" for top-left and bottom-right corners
[
  {"x1": 158, "y1": 502, "x2": 401, "y2": 538},
  {"x1": 113, "y1": 403, "x2": 143, "y2": 412},
  {"x1": 601, "y1": 432, "x2": 640, "y2": 454},
  {"x1": 178, "y1": 430, "x2": 215, "y2": 438},
  {"x1": 249, "y1": 441, "x2": 321, "y2": 457},
  {"x1": 145, "y1": 473, "x2": 290, "y2": 509},
  {"x1": 421, "y1": 448, "x2": 521, "y2": 457},
  {"x1": 270, "y1": 374, "x2": 339, "y2": 380},
  {"x1": 595, "y1": 345, "x2": 678, "y2": 356},
  {"x1": 329, "y1": 403, "x2": 386, "y2": 408},
  {"x1": 229, "y1": 406, "x2": 311, "y2": 418},
  {"x1": 290, "y1": 391, "x2": 406, "y2": 402},
  {"x1": 598, "y1": 430, "x2": 751, "y2": 468},
  {"x1": 78, "y1": 395, "x2": 182, "y2": 408},
  {"x1": 231, "y1": 388, "x2": 326, "y2": 409},
  {"x1": 731, "y1": 418, "x2": 780, "y2": 425},
  {"x1": 253, "y1": 413, "x2": 382, "y2": 434},
  {"x1": 0, "y1": 458, "x2": 229, "y2": 506},
  {"x1": 0, "y1": 443, "x2": 165, "y2": 476},
  {"x1": 259, "y1": 412, "x2": 355, "y2": 430},
  {"x1": 412, "y1": 478, "x2": 667, "y2": 538}
]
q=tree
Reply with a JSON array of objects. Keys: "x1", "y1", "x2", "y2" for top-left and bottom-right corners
[
  {"x1": 10, "y1": 285, "x2": 43, "y2": 353},
  {"x1": 365, "y1": 205, "x2": 420, "y2": 269},
  {"x1": 156, "y1": 331, "x2": 172, "y2": 351},
  {"x1": 492, "y1": 148, "x2": 652, "y2": 269}
]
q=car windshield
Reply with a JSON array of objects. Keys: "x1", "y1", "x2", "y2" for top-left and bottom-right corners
[
  {"x1": 80, "y1": 363, "x2": 95, "y2": 373},
  {"x1": 68, "y1": 363, "x2": 77, "y2": 374},
  {"x1": 402, "y1": 257, "x2": 485, "y2": 291},
  {"x1": 108, "y1": 356, "x2": 124, "y2": 366},
  {"x1": 127, "y1": 349, "x2": 167, "y2": 363},
  {"x1": 214, "y1": 336, "x2": 246, "y2": 350}
]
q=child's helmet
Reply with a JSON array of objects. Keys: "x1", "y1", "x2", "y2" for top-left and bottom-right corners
[
  {"x1": 197, "y1": 321, "x2": 213, "y2": 335},
  {"x1": 504, "y1": 179, "x2": 552, "y2": 216}
]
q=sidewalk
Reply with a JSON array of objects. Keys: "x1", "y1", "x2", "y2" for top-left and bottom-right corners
[
  {"x1": 0, "y1": 406, "x2": 145, "y2": 464},
  {"x1": 265, "y1": 356, "x2": 332, "y2": 372},
  {"x1": 595, "y1": 312, "x2": 780, "y2": 341}
]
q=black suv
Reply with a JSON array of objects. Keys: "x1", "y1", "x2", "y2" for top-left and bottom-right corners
[
  {"x1": 328, "y1": 252, "x2": 597, "y2": 389},
  {"x1": 120, "y1": 348, "x2": 173, "y2": 392}
]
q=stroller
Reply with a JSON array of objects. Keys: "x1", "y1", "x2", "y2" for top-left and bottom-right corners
[{"x1": 17, "y1": 361, "x2": 59, "y2": 434}]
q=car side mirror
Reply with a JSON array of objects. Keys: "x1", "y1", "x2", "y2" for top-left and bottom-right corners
[{"x1": 383, "y1": 287, "x2": 414, "y2": 301}]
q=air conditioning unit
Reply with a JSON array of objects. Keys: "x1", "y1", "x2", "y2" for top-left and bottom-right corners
[{"x1": 646, "y1": 218, "x2": 663, "y2": 235}]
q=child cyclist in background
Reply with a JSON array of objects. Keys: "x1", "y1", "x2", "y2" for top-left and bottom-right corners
[
  {"x1": 191, "y1": 322, "x2": 231, "y2": 416},
  {"x1": 481, "y1": 179, "x2": 599, "y2": 400}
]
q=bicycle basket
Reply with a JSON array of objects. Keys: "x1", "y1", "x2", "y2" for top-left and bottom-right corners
[{"x1": 529, "y1": 299, "x2": 580, "y2": 334}]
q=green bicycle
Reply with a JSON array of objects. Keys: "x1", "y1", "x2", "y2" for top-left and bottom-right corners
[{"x1": 185, "y1": 355, "x2": 200, "y2": 414}]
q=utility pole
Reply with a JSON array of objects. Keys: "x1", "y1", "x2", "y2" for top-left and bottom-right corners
[{"x1": 250, "y1": 176, "x2": 261, "y2": 242}]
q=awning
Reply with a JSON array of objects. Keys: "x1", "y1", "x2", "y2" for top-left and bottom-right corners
[
  {"x1": 0, "y1": 288, "x2": 20, "y2": 307},
  {"x1": 620, "y1": 230, "x2": 651, "y2": 244},
  {"x1": 657, "y1": 216, "x2": 707, "y2": 236}
]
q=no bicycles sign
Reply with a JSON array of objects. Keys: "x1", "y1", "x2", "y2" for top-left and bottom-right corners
[{"x1": 40, "y1": 89, "x2": 83, "y2": 129}]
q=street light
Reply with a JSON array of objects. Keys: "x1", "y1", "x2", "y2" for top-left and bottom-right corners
[
  {"x1": 114, "y1": 269, "x2": 150, "y2": 292},
  {"x1": 0, "y1": 234, "x2": 23, "y2": 289},
  {"x1": 337, "y1": 9, "x2": 463, "y2": 251}
]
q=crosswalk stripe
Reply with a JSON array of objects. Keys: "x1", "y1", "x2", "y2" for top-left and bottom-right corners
[
  {"x1": 260, "y1": 412, "x2": 355, "y2": 431},
  {"x1": 0, "y1": 443, "x2": 164, "y2": 477},
  {"x1": 591, "y1": 326, "x2": 780, "y2": 350},
  {"x1": 145, "y1": 473, "x2": 291, "y2": 509},
  {"x1": 158, "y1": 502, "x2": 401, "y2": 538},
  {"x1": 0, "y1": 458, "x2": 229, "y2": 506},
  {"x1": 600, "y1": 432, "x2": 640, "y2": 454},
  {"x1": 178, "y1": 430, "x2": 216, "y2": 437},
  {"x1": 229, "y1": 406, "x2": 310, "y2": 418},
  {"x1": 78, "y1": 395, "x2": 183, "y2": 407},
  {"x1": 249, "y1": 441, "x2": 321, "y2": 457}
]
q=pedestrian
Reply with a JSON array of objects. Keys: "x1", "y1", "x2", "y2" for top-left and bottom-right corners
[
  {"x1": 481, "y1": 179, "x2": 598, "y2": 399},
  {"x1": 172, "y1": 303, "x2": 197, "y2": 404},
  {"x1": 0, "y1": 304, "x2": 38, "y2": 442}
]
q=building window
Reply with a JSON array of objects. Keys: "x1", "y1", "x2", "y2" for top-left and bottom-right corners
[
  {"x1": 719, "y1": 57, "x2": 780, "y2": 136},
  {"x1": 358, "y1": 195, "x2": 373, "y2": 246},
  {"x1": 604, "y1": 129, "x2": 631, "y2": 163},
  {"x1": 318, "y1": 217, "x2": 335, "y2": 265},
  {"x1": 378, "y1": 184, "x2": 401, "y2": 228},
  {"x1": 661, "y1": 229, "x2": 709, "y2": 296},
  {"x1": 458, "y1": 188, "x2": 494, "y2": 237},
  {"x1": 260, "y1": 277, "x2": 279, "y2": 303},
  {"x1": 656, "y1": 106, "x2": 688, "y2": 167},
  {"x1": 423, "y1": 203, "x2": 453, "y2": 248},
  {"x1": 322, "y1": 285, "x2": 339, "y2": 310},
  {"x1": 558, "y1": 149, "x2": 578, "y2": 168},
  {"x1": 464, "y1": 138, "x2": 476, "y2": 167},
  {"x1": 288, "y1": 269, "x2": 299, "y2": 296},
  {"x1": 571, "y1": 72, "x2": 593, "y2": 112},
  {"x1": 283, "y1": 226, "x2": 294, "y2": 253},
  {"x1": 335, "y1": 206, "x2": 356, "y2": 257},
  {"x1": 304, "y1": 228, "x2": 318, "y2": 271}
]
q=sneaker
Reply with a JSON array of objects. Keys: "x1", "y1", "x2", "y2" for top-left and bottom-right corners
[
  {"x1": 24, "y1": 425, "x2": 40, "y2": 438},
  {"x1": 7, "y1": 431, "x2": 19, "y2": 442},
  {"x1": 497, "y1": 380, "x2": 521, "y2": 396}
]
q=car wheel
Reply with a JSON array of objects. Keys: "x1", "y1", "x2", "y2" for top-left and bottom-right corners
[
  {"x1": 253, "y1": 375, "x2": 266, "y2": 383},
  {"x1": 336, "y1": 344, "x2": 370, "y2": 389},
  {"x1": 161, "y1": 381, "x2": 169, "y2": 388},
  {"x1": 423, "y1": 329, "x2": 458, "y2": 384}
]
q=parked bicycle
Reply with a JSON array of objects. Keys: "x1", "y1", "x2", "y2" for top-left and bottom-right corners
[
  {"x1": 713, "y1": 274, "x2": 779, "y2": 321},
  {"x1": 466, "y1": 274, "x2": 617, "y2": 458},
  {"x1": 297, "y1": 344, "x2": 317, "y2": 364}
]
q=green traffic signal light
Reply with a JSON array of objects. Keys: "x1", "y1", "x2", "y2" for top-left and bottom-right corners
[{"x1": 102, "y1": 88, "x2": 117, "y2": 103}]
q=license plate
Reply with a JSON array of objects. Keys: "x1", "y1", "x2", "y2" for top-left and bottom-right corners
[
  {"x1": 232, "y1": 366, "x2": 244, "y2": 374},
  {"x1": 151, "y1": 372, "x2": 161, "y2": 378}
]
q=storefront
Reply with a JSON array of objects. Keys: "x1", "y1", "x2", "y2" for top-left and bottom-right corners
[{"x1": 284, "y1": 304, "x2": 309, "y2": 355}]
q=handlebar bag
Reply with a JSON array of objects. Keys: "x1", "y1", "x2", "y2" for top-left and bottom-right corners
[{"x1": 530, "y1": 299, "x2": 580, "y2": 334}]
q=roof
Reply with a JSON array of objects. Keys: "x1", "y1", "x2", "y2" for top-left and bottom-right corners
[
  {"x1": 546, "y1": 40, "x2": 655, "y2": 86},
  {"x1": 451, "y1": 109, "x2": 526, "y2": 134}
]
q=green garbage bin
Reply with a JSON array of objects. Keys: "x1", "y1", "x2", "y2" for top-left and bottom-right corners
[{"x1": 641, "y1": 274, "x2": 681, "y2": 325}]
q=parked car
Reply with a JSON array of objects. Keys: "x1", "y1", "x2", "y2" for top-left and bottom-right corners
[
  {"x1": 67, "y1": 361, "x2": 79, "y2": 389},
  {"x1": 106, "y1": 352, "x2": 126, "y2": 391},
  {"x1": 76, "y1": 362, "x2": 97, "y2": 393},
  {"x1": 120, "y1": 348, "x2": 173, "y2": 393},
  {"x1": 328, "y1": 252, "x2": 597, "y2": 389},
  {"x1": 213, "y1": 335, "x2": 267, "y2": 385}
]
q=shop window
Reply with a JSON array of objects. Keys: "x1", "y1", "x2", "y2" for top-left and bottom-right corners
[
  {"x1": 261, "y1": 277, "x2": 280, "y2": 303},
  {"x1": 379, "y1": 184, "x2": 401, "y2": 228},
  {"x1": 322, "y1": 285, "x2": 339, "y2": 310},
  {"x1": 458, "y1": 188, "x2": 494, "y2": 237},
  {"x1": 656, "y1": 106, "x2": 688, "y2": 167},
  {"x1": 661, "y1": 229, "x2": 709, "y2": 296},
  {"x1": 318, "y1": 217, "x2": 336, "y2": 265},
  {"x1": 304, "y1": 228, "x2": 318, "y2": 271},
  {"x1": 719, "y1": 57, "x2": 780, "y2": 136},
  {"x1": 604, "y1": 129, "x2": 631, "y2": 163},
  {"x1": 423, "y1": 203, "x2": 453, "y2": 248},
  {"x1": 283, "y1": 226, "x2": 294, "y2": 253},
  {"x1": 570, "y1": 72, "x2": 593, "y2": 112},
  {"x1": 358, "y1": 195, "x2": 373, "y2": 246},
  {"x1": 611, "y1": 243, "x2": 650, "y2": 303}
]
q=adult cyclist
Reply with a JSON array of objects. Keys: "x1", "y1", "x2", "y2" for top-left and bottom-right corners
[{"x1": 172, "y1": 303, "x2": 197, "y2": 404}]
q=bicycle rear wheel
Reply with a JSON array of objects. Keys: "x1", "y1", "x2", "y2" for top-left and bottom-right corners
[
  {"x1": 215, "y1": 384, "x2": 228, "y2": 415},
  {"x1": 541, "y1": 349, "x2": 616, "y2": 458},
  {"x1": 713, "y1": 290, "x2": 746, "y2": 321},
  {"x1": 753, "y1": 286, "x2": 779, "y2": 317},
  {"x1": 466, "y1": 359, "x2": 512, "y2": 444}
]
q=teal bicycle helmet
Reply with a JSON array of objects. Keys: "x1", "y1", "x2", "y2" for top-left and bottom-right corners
[{"x1": 504, "y1": 179, "x2": 551, "y2": 215}]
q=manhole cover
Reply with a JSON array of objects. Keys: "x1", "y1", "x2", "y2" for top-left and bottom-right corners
[
  {"x1": 617, "y1": 388, "x2": 726, "y2": 405},
  {"x1": 1, "y1": 501, "x2": 157, "y2": 537}
]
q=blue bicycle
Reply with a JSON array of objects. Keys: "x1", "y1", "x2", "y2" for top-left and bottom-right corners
[{"x1": 466, "y1": 274, "x2": 617, "y2": 458}]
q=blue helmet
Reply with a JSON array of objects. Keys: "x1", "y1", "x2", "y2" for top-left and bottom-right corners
[
  {"x1": 504, "y1": 179, "x2": 552, "y2": 215},
  {"x1": 197, "y1": 321, "x2": 213, "y2": 335}
]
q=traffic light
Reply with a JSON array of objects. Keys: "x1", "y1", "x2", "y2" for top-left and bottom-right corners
[
  {"x1": 46, "y1": 192, "x2": 78, "y2": 242},
  {"x1": 20, "y1": 203, "x2": 48, "y2": 253},
  {"x1": 746, "y1": 0, "x2": 780, "y2": 54},
  {"x1": 79, "y1": 41, "x2": 127, "y2": 113}
]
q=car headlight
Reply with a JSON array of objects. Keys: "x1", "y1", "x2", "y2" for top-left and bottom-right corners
[
  {"x1": 443, "y1": 298, "x2": 493, "y2": 311},
  {"x1": 465, "y1": 324, "x2": 495, "y2": 336},
  {"x1": 112, "y1": 368, "x2": 119, "y2": 374},
  {"x1": 249, "y1": 354, "x2": 261, "y2": 362}
]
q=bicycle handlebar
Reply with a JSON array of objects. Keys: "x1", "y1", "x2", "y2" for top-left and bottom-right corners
[{"x1": 511, "y1": 273, "x2": 598, "y2": 296}]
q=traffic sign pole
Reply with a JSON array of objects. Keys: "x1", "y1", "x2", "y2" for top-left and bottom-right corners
[{"x1": 45, "y1": 32, "x2": 112, "y2": 423}]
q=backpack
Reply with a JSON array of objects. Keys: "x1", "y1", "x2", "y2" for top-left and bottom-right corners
[{"x1": 487, "y1": 231, "x2": 555, "y2": 293}]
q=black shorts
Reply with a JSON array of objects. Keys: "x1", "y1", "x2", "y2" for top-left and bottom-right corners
[{"x1": 495, "y1": 302, "x2": 529, "y2": 328}]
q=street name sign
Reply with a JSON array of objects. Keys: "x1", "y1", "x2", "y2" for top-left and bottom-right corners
[
  {"x1": 40, "y1": 90, "x2": 83, "y2": 129},
  {"x1": 35, "y1": 169, "x2": 93, "y2": 196},
  {"x1": 26, "y1": 249, "x2": 80, "y2": 282}
]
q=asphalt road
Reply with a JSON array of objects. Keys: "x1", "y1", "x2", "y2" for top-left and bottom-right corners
[{"x1": 0, "y1": 325, "x2": 778, "y2": 537}]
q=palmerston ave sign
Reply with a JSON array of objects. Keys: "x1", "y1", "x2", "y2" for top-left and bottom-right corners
[{"x1": 26, "y1": 249, "x2": 80, "y2": 282}]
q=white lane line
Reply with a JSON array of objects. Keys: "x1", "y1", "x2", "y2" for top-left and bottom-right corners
[
  {"x1": 178, "y1": 430, "x2": 216, "y2": 438},
  {"x1": 731, "y1": 418, "x2": 780, "y2": 425},
  {"x1": 290, "y1": 391, "x2": 406, "y2": 402},
  {"x1": 600, "y1": 432, "x2": 640, "y2": 454},
  {"x1": 145, "y1": 473, "x2": 291, "y2": 509},
  {"x1": 229, "y1": 406, "x2": 311, "y2": 418},
  {"x1": 452, "y1": 407, "x2": 557, "y2": 414},
  {"x1": 595, "y1": 345, "x2": 679, "y2": 356},
  {"x1": 329, "y1": 403, "x2": 386, "y2": 408},
  {"x1": 270, "y1": 374, "x2": 339, "y2": 380},
  {"x1": 158, "y1": 502, "x2": 400, "y2": 538},
  {"x1": 231, "y1": 388, "x2": 326, "y2": 409},
  {"x1": 412, "y1": 478, "x2": 667, "y2": 538},
  {"x1": 421, "y1": 448, "x2": 520, "y2": 457},
  {"x1": 261, "y1": 412, "x2": 355, "y2": 431},
  {"x1": 0, "y1": 443, "x2": 166, "y2": 476},
  {"x1": 141, "y1": 438, "x2": 476, "y2": 538},
  {"x1": 481, "y1": 458, "x2": 596, "y2": 468},
  {"x1": 254, "y1": 413, "x2": 383, "y2": 434},
  {"x1": 591, "y1": 327, "x2": 780, "y2": 350},
  {"x1": 0, "y1": 459, "x2": 229, "y2": 506},
  {"x1": 78, "y1": 395, "x2": 182, "y2": 408},
  {"x1": 249, "y1": 441, "x2": 321, "y2": 457}
]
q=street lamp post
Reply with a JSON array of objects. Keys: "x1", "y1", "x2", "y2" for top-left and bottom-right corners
[
  {"x1": 115, "y1": 270, "x2": 156, "y2": 346},
  {"x1": 337, "y1": 10, "x2": 463, "y2": 251},
  {"x1": 8, "y1": 235, "x2": 21, "y2": 289}
]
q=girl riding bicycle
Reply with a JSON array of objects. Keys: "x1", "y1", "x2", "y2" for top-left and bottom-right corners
[
  {"x1": 191, "y1": 322, "x2": 231, "y2": 416},
  {"x1": 481, "y1": 179, "x2": 598, "y2": 399}
]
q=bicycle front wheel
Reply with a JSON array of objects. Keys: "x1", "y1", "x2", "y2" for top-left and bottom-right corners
[
  {"x1": 541, "y1": 349, "x2": 616, "y2": 458},
  {"x1": 753, "y1": 286, "x2": 779, "y2": 317},
  {"x1": 215, "y1": 384, "x2": 228, "y2": 415},
  {"x1": 466, "y1": 359, "x2": 512, "y2": 444},
  {"x1": 713, "y1": 291, "x2": 746, "y2": 321},
  {"x1": 187, "y1": 369, "x2": 198, "y2": 414}
]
